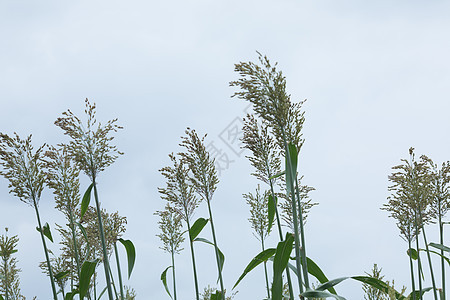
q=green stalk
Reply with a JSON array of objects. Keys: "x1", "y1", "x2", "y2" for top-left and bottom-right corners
[
  {"x1": 114, "y1": 242, "x2": 124, "y2": 300},
  {"x1": 267, "y1": 167, "x2": 295, "y2": 299},
  {"x1": 440, "y1": 222, "x2": 446, "y2": 300},
  {"x1": 3, "y1": 256, "x2": 8, "y2": 300},
  {"x1": 68, "y1": 205, "x2": 82, "y2": 294},
  {"x1": 205, "y1": 197, "x2": 225, "y2": 300},
  {"x1": 171, "y1": 246, "x2": 177, "y2": 300},
  {"x1": 294, "y1": 176, "x2": 310, "y2": 290},
  {"x1": 106, "y1": 259, "x2": 119, "y2": 300},
  {"x1": 92, "y1": 180, "x2": 114, "y2": 300},
  {"x1": 283, "y1": 138, "x2": 308, "y2": 293},
  {"x1": 420, "y1": 222, "x2": 438, "y2": 299},
  {"x1": 33, "y1": 197, "x2": 58, "y2": 300},
  {"x1": 408, "y1": 238, "x2": 417, "y2": 300},
  {"x1": 185, "y1": 217, "x2": 200, "y2": 300},
  {"x1": 261, "y1": 237, "x2": 270, "y2": 300},
  {"x1": 414, "y1": 212, "x2": 423, "y2": 300}
]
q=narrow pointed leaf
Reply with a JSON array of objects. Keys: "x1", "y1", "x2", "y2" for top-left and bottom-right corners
[
  {"x1": 194, "y1": 237, "x2": 225, "y2": 278},
  {"x1": 118, "y1": 238, "x2": 136, "y2": 278},
  {"x1": 36, "y1": 222, "x2": 53, "y2": 242},
  {"x1": 301, "y1": 290, "x2": 346, "y2": 300},
  {"x1": 161, "y1": 266, "x2": 173, "y2": 299},
  {"x1": 268, "y1": 194, "x2": 277, "y2": 233},
  {"x1": 189, "y1": 218, "x2": 209, "y2": 241},
  {"x1": 233, "y1": 248, "x2": 276, "y2": 289},
  {"x1": 269, "y1": 170, "x2": 285, "y2": 180},
  {"x1": 316, "y1": 277, "x2": 349, "y2": 292},
  {"x1": 429, "y1": 242, "x2": 450, "y2": 253},
  {"x1": 306, "y1": 256, "x2": 338, "y2": 294},
  {"x1": 352, "y1": 276, "x2": 406, "y2": 299},
  {"x1": 81, "y1": 183, "x2": 94, "y2": 218},
  {"x1": 408, "y1": 287, "x2": 433, "y2": 299},
  {"x1": 79, "y1": 259, "x2": 99, "y2": 298},
  {"x1": 272, "y1": 233, "x2": 294, "y2": 300},
  {"x1": 424, "y1": 249, "x2": 450, "y2": 266}
]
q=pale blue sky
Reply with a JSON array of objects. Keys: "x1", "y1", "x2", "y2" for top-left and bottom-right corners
[{"x1": 1, "y1": 1, "x2": 450, "y2": 299}]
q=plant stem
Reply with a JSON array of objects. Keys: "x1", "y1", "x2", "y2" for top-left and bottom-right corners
[
  {"x1": 92, "y1": 180, "x2": 114, "y2": 300},
  {"x1": 284, "y1": 140, "x2": 307, "y2": 293},
  {"x1": 3, "y1": 255, "x2": 8, "y2": 300},
  {"x1": 408, "y1": 238, "x2": 417, "y2": 300},
  {"x1": 420, "y1": 222, "x2": 438, "y2": 300},
  {"x1": 186, "y1": 218, "x2": 200, "y2": 300},
  {"x1": 171, "y1": 247, "x2": 177, "y2": 300},
  {"x1": 114, "y1": 242, "x2": 125, "y2": 300},
  {"x1": 261, "y1": 237, "x2": 270, "y2": 300},
  {"x1": 414, "y1": 212, "x2": 423, "y2": 300},
  {"x1": 268, "y1": 175, "x2": 295, "y2": 300},
  {"x1": 33, "y1": 198, "x2": 58, "y2": 300},
  {"x1": 68, "y1": 205, "x2": 82, "y2": 296},
  {"x1": 294, "y1": 176, "x2": 310, "y2": 290},
  {"x1": 206, "y1": 197, "x2": 225, "y2": 300},
  {"x1": 438, "y1": 204, "x2": 446, "y2": 300}
]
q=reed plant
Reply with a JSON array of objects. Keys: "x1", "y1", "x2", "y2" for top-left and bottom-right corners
[
  {"x1": 155, "y1": 205, "x2": 185, "y2": 300},
  {"x1": 0, "y1": 133, "x2": 58, "y2": 300},
  {"x1": 55, "y1": 98, "x2": 123, "y2": 300},
  {"x1": 0, "y1": 228, "x2": 24, "y2": 300},
  {"x1": 159, "y1": 153, "x2": 201, "y2": 300},
  {"x1": 180, "y1": 128, "x2": 225, "y2": 299}
]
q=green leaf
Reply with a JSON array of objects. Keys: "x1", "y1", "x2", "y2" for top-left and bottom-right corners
[
  {"x1": 118, "y1": 238, "x2": 136, "y2": 279},
  {"x1": 285, "y1": 143, "x2": 298, "y2": 195},
  {"x1": 316, "y1": 277, "x2": 348, "y2": 292},
  {"x1": 36, "y1": 222, "x2": 53, "y2": 242},
  {"x1": 429, "y1": 242, "x2": 450, "y2": 253},
  {"x1": 306, "y1": 256, "x2": 338, "y2": 295},
  {"x1": 161, "y1": 266, "x2": 173, "y2": 299},
  {"x1": 97, "y1": 286, "x2": 108, "y2": 299},
  {"x1": 0, "y1": 294, "x2": 4, "y2": 300},
  {"x1": 407, "y1": 248, "x2": 418, "y2": 260},
  {"x1": 81, "y1": 183, "x2": 94, "y2": 218},
  {"x1": 408, "y1": 287, "x2": 433, "y2": 299},
  {"x1": 233, "y1": 248, "x2": 276, "y2": 289},
  {"x1": 189, "y1": 218, "x2": 209, "y2": 241},
  {"x1": 55, "y1": 270, "x2": 70, "y2": 280},
  {"x1": 352, "y1": 276, "x2": 406, "y2": 299},
  {"x1": 79, "y1": 259, "x2": 99, "y2": 298},
  {"x1": 211, "y1": 290, "x2": 223, "y2": 300},
  {"x1": 194, "y1": 237, "x2": 225, "y2": 281},
  {"x1": 301, "y1": 289, "x2": 346, "y2": 300},
  {"x1": 268, "y1": 194, "x2": 277, "y2": 233},
  {"x1": 64, "y1": 290, "x2": 78, "y2": 300},
  {"x1": 424, "y1": 249, "x2": 450, "y2": 266},
  {"x1": 272, "y1": 233, "x2": 294, "y2": 300},
  {"x1": 269, "y1": 170, "x2": 285, "y2": 180}
]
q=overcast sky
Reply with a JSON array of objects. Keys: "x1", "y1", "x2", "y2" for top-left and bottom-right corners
[{"x1": 1, "y1": 0, "x2": 450, "y2": 299}]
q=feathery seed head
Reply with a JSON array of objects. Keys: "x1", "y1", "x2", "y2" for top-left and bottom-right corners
[
  {"x1": 244, "y1": 185, "x2": 272, "y2": 241},
  {"x1": 54, "y1": 98, "x2": 123, "y2": 181},
  {"x1": 179, "y1": 128, "x2": 218, "y2": 202},
  {"x1": 155, "y1": 205, "x2": 185, "y2": 254},
  {"x1": 0, "y1": 133, "x2": 45, "y2": 207}
]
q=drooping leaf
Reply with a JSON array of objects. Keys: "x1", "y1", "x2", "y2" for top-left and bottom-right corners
[
  {"x1": 301, "y1": 289, "x2": 346, "y2": 300},
  {"x1": 189, "y1": 218, "x2": 209, "y2": 241},
  {"x1": 268, "y1": 194, "x2": 277, "y2": 233},
  {"x1": 424, "y1": 249, "x2": 450, "y2": 266},
  {"x1": 272, "y1": 233, "x2": 294, "y2": 300},
  {"x1": 315, "y1": 277, "x2": 348, "y2": 292},
  {"x1": 233, "y1": 248, "x2": 276, "y2": 289},
  {"x1": 352, "y1": 276, "x2": 407, "y2": 299},
  {"x1": 55, "y1": 270, "x2": 70, "y2": 280},
  {"x1": 194, "y1": 237, "x2": 225, "y2": 279},
  {"x1": 161, "y1": 266, "x2": 173, "y2": 299},
  {"x1": 429, "y1": 242, "x2": 450, "y2": 253},
  {"x1": 118, "y1": 238, "x2": 136, "y2": 279},
  {"x1": 407, "y1": 248, "x2": 418, "y2": 260},
  {"x1": 305, "y1": 256, "x2": 338, "y2": 295},
  {"x1": 36, "y1": 222, "x2": 53, "y2": 242},
  {"x1": 79, "y1": 259, "x2": 99, "y2": 298},
  {"x1": 81, "y1": 183, "x2": 94, "y2": 218},
  {"x1": 408, "y1": 287, "x2": 433, "y2": 299}
]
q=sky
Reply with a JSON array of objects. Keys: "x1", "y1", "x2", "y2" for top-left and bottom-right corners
[{"x1": 1, "y1": 0, "x2": 450, "y2": 299}]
